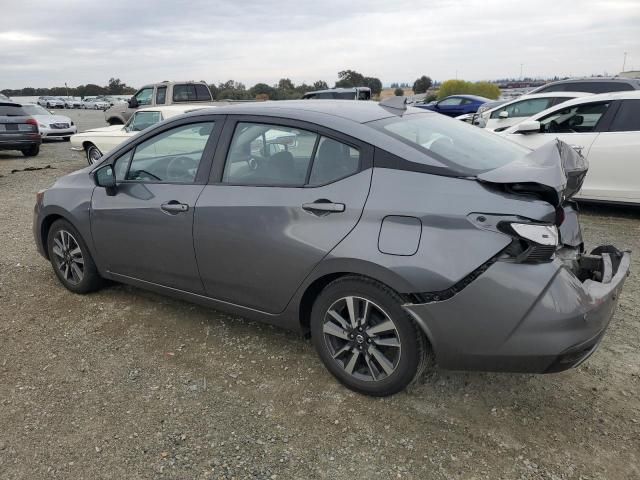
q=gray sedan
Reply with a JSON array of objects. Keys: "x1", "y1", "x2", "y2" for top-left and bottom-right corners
[{"x1": 33, "y1": 100, "x2": 630, "y2": 396}]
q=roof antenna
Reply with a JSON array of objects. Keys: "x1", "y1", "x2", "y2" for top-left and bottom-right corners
[{"x1": 379, "y1": 96, "x2": 409, "y2": 111}]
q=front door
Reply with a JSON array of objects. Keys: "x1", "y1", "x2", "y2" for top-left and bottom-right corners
[
  {"x1": 194, "y1": 118, "x2": 372, "y2": 314},
  {"x1": 91, "y1": 119, "x2": 220, "y2": 293}
]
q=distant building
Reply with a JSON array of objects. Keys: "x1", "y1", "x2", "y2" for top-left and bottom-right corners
[{"x1": 620, "y1": 71, "x2": 640, "y2": 79}]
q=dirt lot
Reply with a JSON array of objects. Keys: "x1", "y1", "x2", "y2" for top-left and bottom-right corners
[{"x1": 1, "y1": 109, "x2": 639, "y2": 479}]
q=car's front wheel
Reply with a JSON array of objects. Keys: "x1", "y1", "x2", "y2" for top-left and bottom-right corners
[
  {"x1": 85, "y1": 144, "x2": 102, "y2": 165},
  {"x1": 46, "y1": 219, "x2": 102, "y2": 294},
  {"x1": 311, "y1": 276, "x2": 430, "y2": 396}
]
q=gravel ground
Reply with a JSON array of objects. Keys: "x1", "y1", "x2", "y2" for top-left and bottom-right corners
[{"x1": 1, "y1": 110, "x2": 639, "y2": 479}]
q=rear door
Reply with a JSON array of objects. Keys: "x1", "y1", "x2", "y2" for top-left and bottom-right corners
[
  {"x1": 193, "y1": 116, "x2": 373, "y2": 314},
  {"x1": 581, "y1": 100, "x2": 640, "y2": 202}
]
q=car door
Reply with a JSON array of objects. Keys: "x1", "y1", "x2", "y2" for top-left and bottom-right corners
[
  {"x1": 579, "y1": 100, "x2": 640, "y2": 202},
  {"x1": 193, "y1": 117, "x2": 373, "y2": 314},
  {"x1": 91, "y1": 116, "x2": 223, "y2": 293}
]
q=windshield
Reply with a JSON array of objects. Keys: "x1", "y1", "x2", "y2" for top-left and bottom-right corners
[
  {"x1": 21, "y1": 105, "x2": 50, "y2": 116},
  {"x1": 371, "y1": 113, "x2": 530, "y2": 175}
]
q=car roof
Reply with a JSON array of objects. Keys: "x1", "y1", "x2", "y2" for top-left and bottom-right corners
[
  {"x1": 185, "y1": 99, "x2": 431, "y2": 124},
  {"x1": 445, "y1": 94, "x2": 491, "y2": 102},
  {"x1": 136, "y1": 104, "x2": 212, "y2": 115}
]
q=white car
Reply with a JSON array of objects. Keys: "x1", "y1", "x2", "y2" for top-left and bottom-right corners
[
  {"x1": 499, "y1": 91, "x2": 640, "y2": 204},
  {"x1": 71, "y1": 105, "x2": 205, "y2": 164},
  {"x1": 473, "y1": 92, "x2": 592, "y2": 131},
  {"x1": 20, "y1": 104, "x2": 77, "y2": 141},
  {"x1": 37, "y1": 96, "x2": 65, "y2": 108},
  {"x1": 81, "y1": 98, "x2": 110, "y2": 110},
  {"x1": 58, "y1": 97, "x2": 83, "y2": 109}
]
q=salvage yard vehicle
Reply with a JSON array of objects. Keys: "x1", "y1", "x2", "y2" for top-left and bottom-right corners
[
  {"x1": 302, "y1": 87, "x2": 371, "y2": 100},
  {"x1": 500, "y1": 91, "x2": 640, "y2": 204},
  {"x1": 104, "y1": 81, "x2": 214, "y2": 125},
  {"x1": 21, "y1": 104, "x2": 77, "y2": 141},
  {"x1": 529, "y1": 77, "x2": 640, "y2": 94},
  {"x1": 415, "y1": 94, "x2": 492, "y2": 117},
  {"x1": 81, "y1": 98, "x2": 110, "y2": 110},
  {"x1": 37, "y1": 96, "x2": 65, "y2": 109},
  {"x1": 33, "y1": 100, "x2": 630, "y2": 396},
  {"x1": 71, "y1": 105, "x2": 205, "y2": 164},
  {"x1": 473, "y1": 92, "x2": 591, "y2": 131},
  {"x1": 58, "y1": 97, "x2": 83, "y2": 109},
  {"x1": 0, "y1": 102, "x2": 41, "y2": 156}
]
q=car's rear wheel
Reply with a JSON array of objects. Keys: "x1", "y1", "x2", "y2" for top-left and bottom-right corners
[
  {"x1": 46, "y1": 219, "x2": 102, "y2": 294},
  {"x1": 21, "y1": 145, "x2": 39, "y2": 157},
  {"x1": 310, "y1": 276, "x2": 430, "y2": 396},
  {"x1": 85, "y1": 144, "x2": 102, "y2": 165}
]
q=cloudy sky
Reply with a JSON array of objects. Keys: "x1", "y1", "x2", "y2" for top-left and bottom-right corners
[{"x1": 1, "y1": 0, "x2": 639, "y2": 89}]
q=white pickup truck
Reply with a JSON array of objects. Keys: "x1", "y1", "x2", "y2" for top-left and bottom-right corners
[{"x1": 104, "y1": 81, "x2": 214, "y2": 125}]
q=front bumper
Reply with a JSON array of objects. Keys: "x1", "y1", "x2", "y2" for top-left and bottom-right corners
[
  {"x1": 404, "y1": 249, "x2": 630, "y2": 373},
  {"x1": 40, "y1": 126, "x2": 77, "y2": 138}
]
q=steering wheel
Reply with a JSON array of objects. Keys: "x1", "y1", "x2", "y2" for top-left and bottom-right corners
[{"x1": 167, "y1": 156, "x2": 198, "y2": 181}]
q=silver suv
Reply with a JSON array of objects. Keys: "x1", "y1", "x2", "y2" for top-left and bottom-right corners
[{"x1": 104, "y1": 81, "x2": 213, "y2": 125}]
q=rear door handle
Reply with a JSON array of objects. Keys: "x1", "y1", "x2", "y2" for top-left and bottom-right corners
[
  {"x1": 161, "y1": 201, "x2": 189, "y2": 214},
  {"x1": 302, "y1": 200, "x2": 345, "y2": 214}
]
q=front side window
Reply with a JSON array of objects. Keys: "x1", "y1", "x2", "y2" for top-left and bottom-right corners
[
  {"x1": 222, "y1": 122, "x2": 361, "y2": 186},
  {"x1": 126, "y1": 111, "x2": 162, "y2": 132},
  {"x1": 609, "y1": 100, "x2": 640, "y2": 132},
  {"x1": 134, "y1": 88, "x2": 153, "y2": 106},
  {"x1": 122, "y1": 122, "x2": 214, "y2": 183},
  {"x1": 491, "y1": 98, "x2": 554, "y2": 119},
  {"x1": 372, "y1": 113, "x2": 530, "y2": 175},
  {"x1": 156, "y1": 86, "x2": 167, "y2": 105},
  {"x1": 538, "y1": 102, "x2": 610, "y2": 133}
]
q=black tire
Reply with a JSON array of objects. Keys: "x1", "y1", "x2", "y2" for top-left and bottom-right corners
[
  {"x1": 46, "y1": 219, "x2": 102, "y2": 294},
  {"x1": 85, "y1": 144, "x2": 102, "y2": 165},
  {"x1": 21, "y1": 145, "x2": 39, "y2": 157},
  {"x1": 310, "y1": 276, "x2": 429, "y2": 396}
]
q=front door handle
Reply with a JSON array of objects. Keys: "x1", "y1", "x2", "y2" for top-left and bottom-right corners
[
  {"x1": 161, "y1": 201, "x2": 189, "y2": 214},
  {"x1": 302, "y1": 200, "x2": 345, "y2": 214}
]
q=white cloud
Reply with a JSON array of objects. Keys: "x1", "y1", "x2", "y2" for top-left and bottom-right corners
[{"x1": 0, "y1": 0, "x2": 639, "y2": 89}]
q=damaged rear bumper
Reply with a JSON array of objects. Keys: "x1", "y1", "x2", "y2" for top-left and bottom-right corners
[{"x1": 403, "y1": 248, "x2": 630, "y2": 373}]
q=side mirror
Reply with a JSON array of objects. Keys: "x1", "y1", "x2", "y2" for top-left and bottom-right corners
[
  {"x1": 128, "y1": 97, "x2": 139, "y2": 108},
  {"x1": 94, "y1": 164, "x2": 116, "y2": 192},
  {"x1": 498, "y1": 110, "x2": 509, "y2": 119},
  {"x1": 516, "y1": 120, "x2": 541, "y2": 134}
]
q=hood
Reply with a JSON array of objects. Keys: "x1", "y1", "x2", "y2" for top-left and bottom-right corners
[
  {"x1": 34, "y1": 114, "x2": 72, "y2": 124},
  {"x1": 81, "y1": 125, "x2": 125, "y2": 134},
  {"x1": 477, "y1": 139, "x2": 588, "y2": 206}
]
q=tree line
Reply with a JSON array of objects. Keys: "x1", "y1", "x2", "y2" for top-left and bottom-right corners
[{"x1": 1, "y1": 72, "x2": 501, "y2": 102}]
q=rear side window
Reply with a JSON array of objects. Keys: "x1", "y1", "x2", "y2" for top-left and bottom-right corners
[
  {"x1": 491, "y1": 97, "x2": 553, "y2": 119},
  {"x1": 0, "y1": 105, "x2": 27, "y2": 116},
  {"x1": 372, "y1": 113, "x2": 530, "y2": 175},
  {"x1": 609, "y1": 100, "x2": 640, "y2": 132},
  {"x1": 173, "y1": 84, "x2": 212, "y2": 102},
  {"x1": 222, "y1": 122, "x2": 360, "y2": 186}
]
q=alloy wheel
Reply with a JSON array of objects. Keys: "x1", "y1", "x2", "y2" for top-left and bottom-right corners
[
  {"x1": 51, "y1": 229, "x2": 84, "y2": 285},
  {"x1": 322, "y1": 296, "x2": 401, "y2": 382}
]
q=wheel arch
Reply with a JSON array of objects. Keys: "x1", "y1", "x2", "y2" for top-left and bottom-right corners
[
  {"x1": 296, "y1": 258, "x2": 417, "y2": 335},
  {"x1": 38, "y1": 209, "x2": 87, "y2": 261}
]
